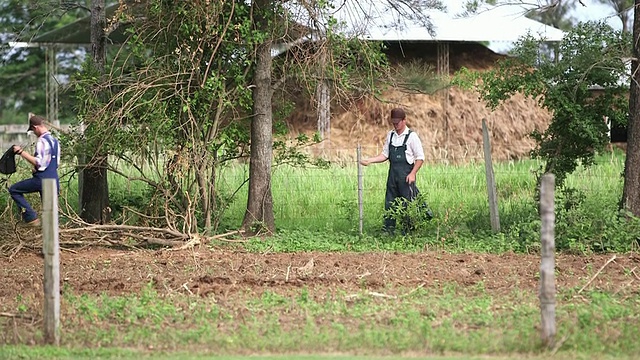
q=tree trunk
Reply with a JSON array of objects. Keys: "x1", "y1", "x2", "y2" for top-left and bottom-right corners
[
  {"x1": 621, "y1": 0, "x2": 640, "y2": 216},
  {"x1": 80, "y1": 0, "x2": 110, "y2": 224},
  {"x1": 80, "y1": 156, "x2": 110, "y2": 223},
  {"x1": 242, "y1": 38, "x2": 275, "y2": 234}
]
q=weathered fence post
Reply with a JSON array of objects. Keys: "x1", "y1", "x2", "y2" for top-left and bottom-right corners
[
  {"x1": 539, "y1": 173, "x2": 556, "y2": 348},
  {"x1": 482, "y1": 119, "x2": 500, "y2": 232},
  {"x1": 357, "y1": 144, "x2": 364, "y2": 236},
  {"x1": 42, "y1": 178, "x2": 60, "y2": 345}
]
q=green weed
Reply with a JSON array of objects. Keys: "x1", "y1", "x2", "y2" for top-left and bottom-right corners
[{"x1": 4, "y1": 284, "x2": 638, "y2": 358}]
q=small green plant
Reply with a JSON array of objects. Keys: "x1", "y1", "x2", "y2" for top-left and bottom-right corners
[
  {"x1": 14, "y1": 295, "x2": 28, "y2": 314},
  {"x1": 382, "y1": 193, "x2": 433, "y2": 235}
]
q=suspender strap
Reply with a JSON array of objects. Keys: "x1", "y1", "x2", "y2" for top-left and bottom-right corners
[
  {"x1": 402, "y1": 130, "x2": 412, "y2": 146},
  {"x1": 390, "y1": 130, "x2": 412, "y2": 146}
]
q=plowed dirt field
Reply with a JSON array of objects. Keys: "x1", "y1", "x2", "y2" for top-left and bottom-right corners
[{"x1": 2, "y1": 248, "x2": 638, "y2": 306}]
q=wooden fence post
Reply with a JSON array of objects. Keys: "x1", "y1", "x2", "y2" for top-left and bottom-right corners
[
  {"x1": 482, "y1": 119, "x2": 500, "y2": 232},
  {"x1": 42, "y1": 178, "x2": 60, "y2": 345},
  {"x1": 539, "y1": 173, "x2": 556, "y2": 348},
  {"x1": 357, "y1": 144, "x2": 364, "y2": 236}
]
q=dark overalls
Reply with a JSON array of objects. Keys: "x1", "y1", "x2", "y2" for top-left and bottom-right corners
[
  {"x1": 9, "y1": 134, "x2": 59, "y2": 222},
  {"x1": 384, "y1": 131, "x2": 419, "y2": 232}
]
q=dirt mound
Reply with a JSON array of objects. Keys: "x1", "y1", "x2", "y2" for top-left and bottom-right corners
[
  {"x1": 287, "y1": 87, "x2": 551, "y2": 164},
  {"x1": 285, "y1": 44, "x2": 552, "y2": 164}
]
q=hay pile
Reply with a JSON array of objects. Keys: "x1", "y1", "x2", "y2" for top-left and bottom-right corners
[
  {"x1": 285, "y1": 86, "x2": 552, "y2": 164},
  {"x1": 283, "y1": 42, "x2": 552, "y2": 164}
]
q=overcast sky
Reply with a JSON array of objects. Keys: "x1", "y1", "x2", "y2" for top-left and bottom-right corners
[
  {"x1": 442, "y1": 0, "x2": 630, "y2": 53},
  {"x1": 445, "y1": 0, "x2": 627, "y2": 29}
]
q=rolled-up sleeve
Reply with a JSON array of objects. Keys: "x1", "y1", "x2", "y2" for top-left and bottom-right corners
[
  {"x1": 410, "y1": 133, "x2": 425, "y2": 162},
  {"x1": 381, "y1": 131, "x2": 392, "y2": 158},
  {"x1": 34, "y1": 137, "x2": 51, "y2": 171}
]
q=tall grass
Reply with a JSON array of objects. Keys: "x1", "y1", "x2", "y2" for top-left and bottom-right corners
[
  {"x1": 2, "y1": 148, "x2": 632, "y2": 253},
  {"x1": 214, "y1": 150, "x2": 635, "y2": 253}
]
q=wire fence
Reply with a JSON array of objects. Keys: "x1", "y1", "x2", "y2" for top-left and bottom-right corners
[
  {"x1": 222, "y1": 144, "x2": 626, "y2": 232},
  {"x1": 301, "y1": 143, "x2": 544, "y2": 166},
  {"x1": 3, "y1": 131, "x2": 623, "y2": 233}
]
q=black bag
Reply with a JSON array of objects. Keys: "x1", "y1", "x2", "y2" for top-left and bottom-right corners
[{"x1": 0, "y1": 146, "x2": 17, "y2": 175}]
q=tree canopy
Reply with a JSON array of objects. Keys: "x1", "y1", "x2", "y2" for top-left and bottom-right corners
[
  {"x1": 0, "y1": 0, "x2": 97, "y2": 122},
  {"x1": 455, "y1": 21, "x2": 631, "y2": 188}
]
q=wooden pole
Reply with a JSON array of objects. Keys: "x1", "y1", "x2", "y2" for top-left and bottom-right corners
[
  {"x1": 357, "y1": 144, "x2": 364, "y2": 236},
  {"x1": 42, "y1": 178, "x2": 60, "y2": 345},
  {"x1": 45, "y1": 46, "x2": 59, "y2": 127},
  {"x1": 482, "y1": 119, "x2": 500, "y2": 232},
  {"x1": 539, "y1": 173, "x2": 556, "y2": 348}
]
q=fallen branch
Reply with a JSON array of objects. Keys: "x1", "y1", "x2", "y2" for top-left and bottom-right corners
[
  {"x1": 345, "y1": 291, "x2": 398, "y2": 300},
  {"x1": 578, "y1": 255, "x2": 617, "y2": 294},
  {"x1": 0, "y1": 312, "x2": 36, "y2": 321},
  {"x1": 212, "y1": 230, "x2": 246, "y2": 239},
  {"x1": 61, "y1": 224, "x2": 188, "y2": 240},
  {"x1": 214, "y1": 238, "x2": 249, "y2": 243},
  {"x1": 145, "y1": 237, "x2": 186, "y2": 247},
  {"x1": 211, "y1": 230, "x2": 248, "y2": 243},
  {"x1": 167, "y1": 236, "x2": 201, "y2": 251}
]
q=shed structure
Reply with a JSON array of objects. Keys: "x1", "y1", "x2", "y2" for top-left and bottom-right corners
[{"x1": 16, "y1": 2, "x2": 564, "y2": 136}]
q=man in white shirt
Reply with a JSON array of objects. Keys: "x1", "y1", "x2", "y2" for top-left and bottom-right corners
[
  {"x1": 9, "y1": 114, "x2": 60, "y2": 226},
  {"x1": 360, "y1": 107, "x2": 426, "y2": 234}
]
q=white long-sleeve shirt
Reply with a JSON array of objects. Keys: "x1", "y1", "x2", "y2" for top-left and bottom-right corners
[
  {"x1": 382, "y1": 127, "x2": 425, "y2": 164},
  {"x1": 34, "y1": 132, "x2": 60, "y2": 171}
]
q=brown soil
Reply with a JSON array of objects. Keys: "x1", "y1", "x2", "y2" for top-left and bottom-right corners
[{"x1": 1, "y1": 247, "x2": 638, "y2": 309}]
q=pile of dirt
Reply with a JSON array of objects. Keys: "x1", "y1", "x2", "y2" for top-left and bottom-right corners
[
  {"x1": 284, "y1": 44, "x2": 553, "y2": 164},
  {"x1": 286, "y1": 87, "x2": 552, "y2": 164}
]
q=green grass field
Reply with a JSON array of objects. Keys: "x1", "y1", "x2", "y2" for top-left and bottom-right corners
[
  {"x1": 2, "y1": 149, "x2": 639, "y2": 359},
  {"x1": 2, "y1": 282, "x2": 639, "y2": 360},
  {"x1": 211, "y1": 149, "x2": 634, "y2": 254}
]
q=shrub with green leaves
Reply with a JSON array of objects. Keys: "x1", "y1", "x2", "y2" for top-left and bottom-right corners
[{"x1": 454, "y1": 21, "x2": 631, "y2": 188}]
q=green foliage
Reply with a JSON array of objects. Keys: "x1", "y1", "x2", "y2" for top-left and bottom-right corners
[
  {"x1": 3, "y1": 284, "x2": 640, "y2": 358},
  {"x1": 383, "y1": 193, "x2": 433, "y2": 234},
  {"x1": 0, "y1": 1, "x2": 92, "y2": 120},
  {"x1": 72, "y1": 0, "x2": 274, "y2": 231},
  {"x1": 454, "y1": 22, "x2": 631, "y2": 188},
  {"x1": 555, "y1": 189, "x2": 640, "y2": 253},
  {"x1": 212, "y1": 154, "x2": 637, "y2": 254}
]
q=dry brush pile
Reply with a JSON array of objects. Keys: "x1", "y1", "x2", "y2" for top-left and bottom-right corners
[{"x1": 286, "y1": 86, "x2": 552, "y2": 164}]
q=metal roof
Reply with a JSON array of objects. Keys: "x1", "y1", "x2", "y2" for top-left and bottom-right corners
[
  {"x1": 363, "y1": 9, "x2": 565, "y2": 43},
  {"x1": 290, "y1": 2, "x2": 564, "y2": 46},
  {"x1": 24, "y1": 2, "x2": 564, "y2": 47}
]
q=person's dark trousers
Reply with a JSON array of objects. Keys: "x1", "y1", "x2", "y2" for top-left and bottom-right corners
[
  {"x1": 9, "y1": 176, "x2": 42, "y2": 222},
  {"x1": 384, "y1": 175, "x2": 418, "y2": 234}
]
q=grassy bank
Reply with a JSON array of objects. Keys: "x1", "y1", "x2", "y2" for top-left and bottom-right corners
[
  {"x1": 216, "y1": 150, "x2": 636, "y2": 253},
  {"x1": 1, "y1": 283, "x2": 638, "y2": 359}
]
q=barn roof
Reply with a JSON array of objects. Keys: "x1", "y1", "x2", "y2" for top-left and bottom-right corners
[
  {"x1": 351, "y1": 5, "x2": 564, "y2": 43},
  {"x1": 21, "y1": 2, "x2": 564, "y2": 51}
]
